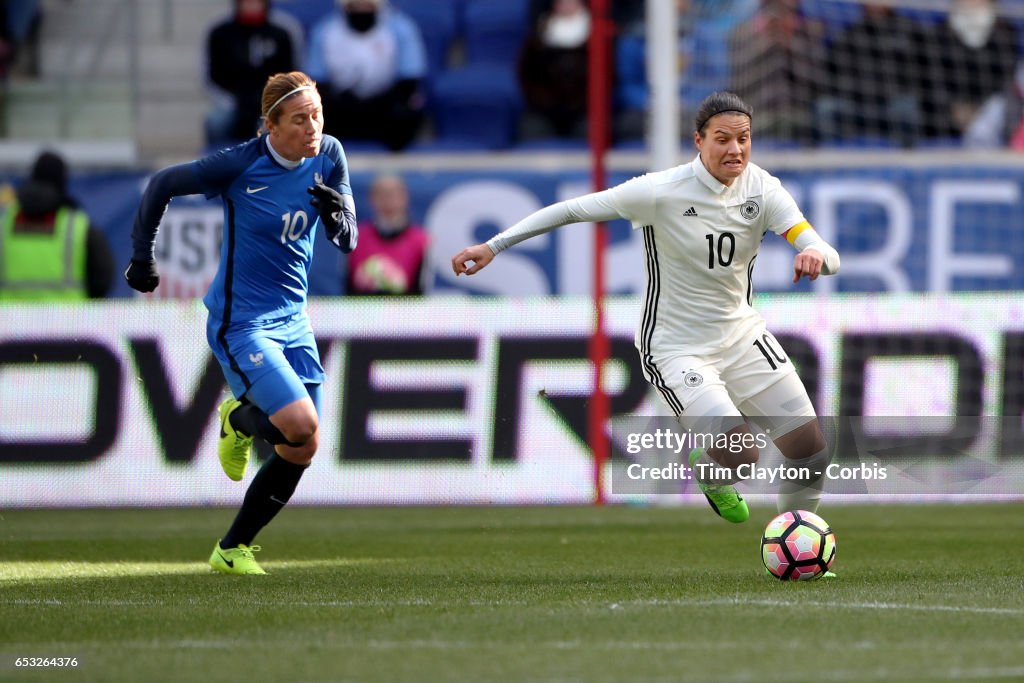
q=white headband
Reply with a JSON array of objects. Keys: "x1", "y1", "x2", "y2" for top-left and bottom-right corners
[{"x1": 265, "y1": 85, "x2": 314, "y2": 117}]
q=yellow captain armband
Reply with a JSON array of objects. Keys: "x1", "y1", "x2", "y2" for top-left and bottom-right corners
[{"x1": 783, "y1": 220, "x2": 812, "y2": 246}]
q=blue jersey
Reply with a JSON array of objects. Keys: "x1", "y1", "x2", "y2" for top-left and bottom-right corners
[{"x1": 194, "y1": 135, "x2": 351, "y2": 322}]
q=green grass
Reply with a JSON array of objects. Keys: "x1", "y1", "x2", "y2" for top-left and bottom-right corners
[{"x1": 1, "y1": 504, "x2": 1022, "y2": 683}]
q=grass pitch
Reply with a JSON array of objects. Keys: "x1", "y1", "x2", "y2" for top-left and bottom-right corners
[{"x1": 1, "y1": 504, "x2": 1022, "y2": 683}]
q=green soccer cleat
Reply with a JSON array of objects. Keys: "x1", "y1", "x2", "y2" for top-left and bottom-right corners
[
  {"x1": 218, "y1": 398, "x2": 253, "y2": 481},
  {"x1": 209, "y1": 542, "x2": 266, "y2": 575},
  {"x1": 689, "y1": 448, "x2": 749, "y2": 523}
]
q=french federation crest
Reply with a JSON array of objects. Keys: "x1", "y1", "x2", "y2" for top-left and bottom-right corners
[{"x1": 740, "y1": 200, "x2": 760, "y2": 220}]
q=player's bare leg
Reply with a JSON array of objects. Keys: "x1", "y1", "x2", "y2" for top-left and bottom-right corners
[{"x1": 212, "y1": 395, "x2": 319, "y2": 575}]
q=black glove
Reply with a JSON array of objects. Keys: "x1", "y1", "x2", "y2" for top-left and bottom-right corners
[
  {"x1": 124, "y1": 259, "x2": 159, "y2": 293},
  {"x1": 307, "y1": 182, "x2": 345, "y2": 236}
]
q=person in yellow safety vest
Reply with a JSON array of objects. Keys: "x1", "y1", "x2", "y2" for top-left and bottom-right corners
[{"x1": 0, "y1": 151, "x2": 113, "y2": 301}]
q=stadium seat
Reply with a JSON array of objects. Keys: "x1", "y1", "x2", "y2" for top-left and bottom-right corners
[
  {"x1": 462, "y1": 0, "x2": 530, "y2": 65},
  {"x1": 819, "y1": 135, "x2": 899, "y2": 150},
  {"x1": 338, "y1": 139, "x2": 391, "y2": 153},
  {"x1": 390, "y1": 0, "x2": 460, "y2": 78},
  {"x1": 752, "y1": 138, "x2": 804, "y2": 152},
  {"x1": 274, "y1": 0, "x2": 335, "y2": 38},
  {"x1": 916, "y1": 137, "x2": 964, "y2": 150},
  {"x1": 799, "y1": 0, "x2": 863, "y2": 41},
  {"x1": 611, "y1": 138, "x2": 645, "y2": 151},
  {"x1": 895, "y1": 7, "x2": 946, "y2": 25},
  {"x1": 406, "y1": 138, "x2": 498, "y2": 153},
  {"x1": 430, "y1": 64, "x2": 522, "y2": 149},
  {"x1": 515, "y1": 138, "x2": 589, "y2": 151},
  {"x1": 682, "y1": 27, "x2": 735, "y2": 111}
]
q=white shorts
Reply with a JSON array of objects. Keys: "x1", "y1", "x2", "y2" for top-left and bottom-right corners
[{"x1": 644, "y1": 326, "x2": 816, "y2": 439}]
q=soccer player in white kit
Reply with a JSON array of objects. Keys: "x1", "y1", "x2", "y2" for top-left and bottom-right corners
[{"x1": 452, "y1": 92, "x2": 840, "y2": 525}]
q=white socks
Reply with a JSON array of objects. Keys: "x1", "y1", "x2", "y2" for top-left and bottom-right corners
[{"x1": 775, "y1": 447, "x2": 831, "y2": 513}]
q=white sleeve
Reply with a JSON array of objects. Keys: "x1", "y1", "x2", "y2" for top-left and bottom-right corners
[
  {"x1": 792, "y1": 227, "x2": 841, "y2": 275},
  {"x1": 486, "y1": 175, "x2": 655, "y2": 254},
  {"x1": 762, "y1": 177, "x2": 806, "y2": 236}
]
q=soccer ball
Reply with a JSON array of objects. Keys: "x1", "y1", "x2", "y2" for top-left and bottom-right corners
[{"x1": 761, "y1": 510, "x2": 836, "y2": 581}]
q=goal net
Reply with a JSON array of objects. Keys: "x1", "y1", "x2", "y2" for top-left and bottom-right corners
[{"x1": 657, "y1": 0, "x2": 1024, "y2": 150}]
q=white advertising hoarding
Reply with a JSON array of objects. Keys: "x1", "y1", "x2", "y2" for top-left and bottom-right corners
[{"x1": 1, "y1": 294, "x2": 1022, "y2": 506}]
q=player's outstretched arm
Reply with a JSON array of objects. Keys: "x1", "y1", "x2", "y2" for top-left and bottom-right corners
[
  {"x1": 451, "y1": 243, "x2": 495, "y2": 276},
  {"x1": 125, "y1": 164, "x2": 204, "y2": 293},
  {"x1": 450, "y1": 188, "x2": 631, "y2": 279}
]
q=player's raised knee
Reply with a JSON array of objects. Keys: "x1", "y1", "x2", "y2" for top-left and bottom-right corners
[
  {"x1": 280, "y1": 415, "x2": 318, "y2": 445},
  {"x1": 280, "y1": 429, "x2": 319, "y2": 463}
]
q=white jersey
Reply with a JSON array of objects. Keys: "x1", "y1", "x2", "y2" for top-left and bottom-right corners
[
  {"x1": 606, "y1": 156, "x2": 805, "y2": 357},
  {"x1": 488, "y1": 156, "x2": 829, "y2": 361}
]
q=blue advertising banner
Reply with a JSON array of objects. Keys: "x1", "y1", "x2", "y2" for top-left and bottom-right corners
[{"x1": 2, "y1": 161, "x2": 1021, "y2": 298}]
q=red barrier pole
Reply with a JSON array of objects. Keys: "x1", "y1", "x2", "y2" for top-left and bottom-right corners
[{"x1": 588, "y1": 0, "x2": 611, "y2": 505}]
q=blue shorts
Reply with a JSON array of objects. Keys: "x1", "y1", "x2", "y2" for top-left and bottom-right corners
[{"x1": 207, "y1": 312, "x2": 324, "y2": 416}]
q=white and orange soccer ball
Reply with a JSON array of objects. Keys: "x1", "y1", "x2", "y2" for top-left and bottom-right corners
[{"x1": 761, "y1": 510, "x2": 836, "y2": 581}]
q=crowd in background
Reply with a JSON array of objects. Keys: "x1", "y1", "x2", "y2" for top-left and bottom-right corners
[
  {"x1": 203, "y1": 0, "x2": 1024, "y2": 151},
  {"x1": 3, "y1": 0, "x2": 1022, "y2": 151},
  {"x1": 3, "y1": 0, "x2": 1024, "y2": 301}
]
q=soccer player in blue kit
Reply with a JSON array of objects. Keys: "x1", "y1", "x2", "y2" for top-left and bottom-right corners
[{"x1": 124, "y1": 71, "x2": 357, "y2": 575}]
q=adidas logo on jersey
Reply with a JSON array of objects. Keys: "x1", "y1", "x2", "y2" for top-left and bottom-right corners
[{"x1": 683, "y1": 207, "x2": 698, "y2": 216}]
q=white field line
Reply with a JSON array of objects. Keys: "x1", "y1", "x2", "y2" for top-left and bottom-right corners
[
  {"x1": 2, "y1": 596, "x2": 1023, "y2": 616},
  {"x1": 630, "y1": 596, "x2": 1024, "y2": 615}
]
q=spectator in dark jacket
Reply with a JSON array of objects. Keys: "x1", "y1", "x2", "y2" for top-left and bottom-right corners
[
  {"x1": 923, "y1": 0, "x2": 1020, "y2": 140},
  {"x1": 730, "y1": 0, "x2": 826, "y2": 145},
  {"x1": 205, "y1": 0, "x2": 302, "y2": 145},
  {"x1": 519, "y1": 0, "x2": 591, "y2": 139},
  {"x1": 814, "y1": 4, "x2": 930, "y2": 147}
]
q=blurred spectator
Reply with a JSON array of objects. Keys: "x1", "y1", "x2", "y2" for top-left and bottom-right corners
[
  {"x1": 347, "y1": 174, "x2": 429, "y2": 296},
  {"x1": 205, "y1": 0, "x2": 303, "y2": 146},
  {"x1": 614, "y1": 0, "x2": 753, "y2": 142},
  {"x1": 529, "y1": 0, "x2": 642, "y2": 28},
  {"x1": 2, "y1": 0, "x2": 41, "y2": 77},
  {"x1": 0, "y1": 151, "x2": 113, "y2": 301},
  {"x1": 814, "y1": 4, "x2": 929, "y2": 147},
  {"x1": 611, "y1": 0, "x2": 645, "y2": 31},
  {"x1": 0, "y1": 2, "x2": 11, "y2": 81},
  {"x1": 923, "y1": 0, "x2": 1020, "y2": 140},
  {"x1": 729, "y1": 0, "x2": 826, "y2": 145},
  {"x1": 306, "y1": 0, "x2": 427, "y2": 151},
  {"x1": 964, "y1": 61, "x2": 1024, "y2": 149},
  {"x1": 0, "y1": 3, "x2": 10, "y2": 137},
  {"x1": 518, "y1": 0, "x2": 591, "y2": 139}
]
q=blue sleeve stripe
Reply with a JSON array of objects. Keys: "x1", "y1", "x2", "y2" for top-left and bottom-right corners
[{"x1": 213, "y1": 197, "x2": 253, "y2": 393}]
